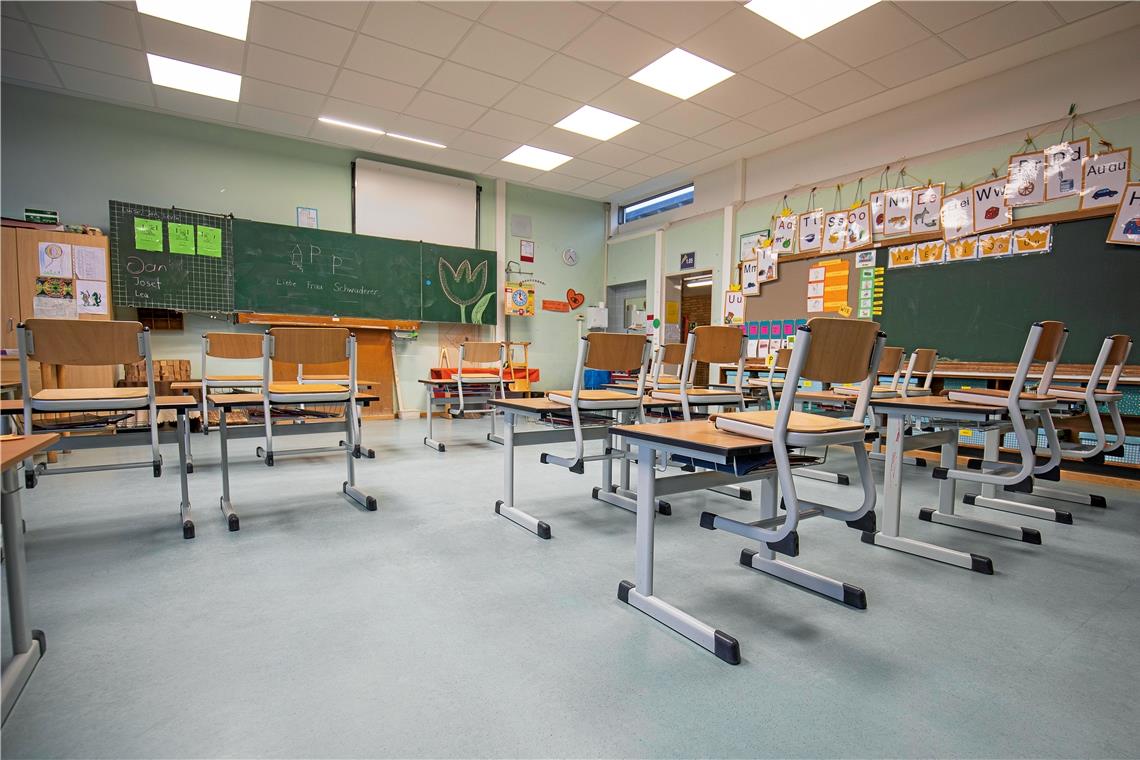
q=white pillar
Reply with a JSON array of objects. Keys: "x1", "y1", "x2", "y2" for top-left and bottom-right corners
[
  {"x1": 652, "y1": 229, "x2": 664, "y2": 349},
  {"x1": 495, "y1": 179, "x2": 507, "y2": 342}
]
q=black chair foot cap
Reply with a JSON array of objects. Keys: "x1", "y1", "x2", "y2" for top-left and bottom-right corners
[
  {"x1": 699, "y1": 511, "x2": 717, "y2": 531},
  {"x1": 186, "y1": 463, "x2": 195, "y2": 474},
  {"x1": 1090, "y1": 494, "x2": 1107, "y2": 508},
  {"x1": 365, "y1": 496, "x2": 377, "y2": 511},
  {"x1": 714, "y1": 630, "x2": 741, "y2": 665},
  {"x1": 657, "y1": 500, "x2": 671, "y2": 516},
  {"x1": 766, "y1": 530, "x2": 799, "y2": 557},
  {"x1": 966, "y1": 458, "x2": 982, "y2": 470},
  {"x1": 1038, "y1": 464, "x2": 1061, "y2": 482},
  {"x1": 836, "y1": 473, "x2": 850, "y2": 486},
  {"x1": 846, "y1": 511, "x2": 876, "y2": 532},
  {"x1": 843, "y1": 584, "x2": 867, "y2": 610},
  {"x1": 963, "y1": 493, "x2": 978, "y2": 506},
  {"x1": 918, "y1": 507, "x2": 934, "y2": 522},
  {"x1": 539, "y1": 453, "x2": 549, "y2": 464},
  {"x1": 860, "y1": 530, "x2": 877, "y2": 545},
  {"x1": 913, "y1": 458, "x2": 927, "y2": 467},
  {"x1": 1086, "y1": 451, "x2": 1105, "y2": 467},
  {"x1": 681, "y1": 463, "x2": 696, "y2": 472},
  {"x1": 1103, "y1": 445, "x2": 1124, "y2": 458},
  {"x1": 737, "y1": 487, "x2": 752, "y2": 501},
  {"x1": 32, "y1": 629, "x2": 46, "y2": 654},
  {"x1": 569, "y1": 460, "x2": 585, "y2": 475},
  {"x1": 932, "y1": 467, "x2": 948, "y2": 480},
  {"x1": 1022, "y1": 527, "x2": 1042, "y2": 544},
  {"x1": 228, "y1": 514, "x2": 240, "y2": 532},
  {"x1": 1003, "y1": 477, "x2": 1033, "y2": 494},
  {"x1": 740, "y1": 548, "x2": 758, "y2": 566},
  {"x1": 591, "y1": 487, "x2": 600, "y2": 499},
  {"x1": 182, "y1": 522, "x2": 195, "y2": 540},
  {"x1": 537, "y1": 521, "x2": 551, "y2": 539},
  {"x1": 617, "y1": 580, "x2": 634, "y2": 603},
  {"x1": 1055, "y1": 510, "x2": 1073, "y2": 525},
  {"x1": 971, "y1": 554, "x2": 994, "y2": 574},
  {"x1": 494, "y1": 500, "x2": 503, "y2": 514}
]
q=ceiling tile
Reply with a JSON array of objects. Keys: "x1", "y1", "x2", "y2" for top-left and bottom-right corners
[
  {"x1": 2, "y1": 19, "x2": 42, "y2": 56},
  {"x1": 740, "y1": 97, "x2": 820, "y2": 133},
  {"x1": 321, "y1": 97, "x2": 400, "y2": 130},
  {"x1": 426, "y1": 62, "x2": 516, "y2": 106},
  {"x1": 809, "y1": 4, "x2": 930, "y2": 68},
  {"x1": 429, "y1": 2, "x2": 489, "y2": 21},
  {"x1": 240, "y1": 78, "x2": 328, "y2": 118},
  {"x1": 648, "y1": 101, "x2": 729, "y2": 138},
  {"x1": 55, "y1": 62, "x2": 153, "y2": 106},
  {"x1": 36, "y1": 28, "x2": 148, "y2": 80},
  {"x1": 600, "y1": 168, "x2": 651, "y2": 189},
  {"x1": 577, "y1": 142, "x2": 648, "y2": 169},
  {"x1": 244, "y1": 45, "x2": 339, "y2": 93},
  {"x1": 478, "y1": 2, "x2": 600, "y2": 49},
  {"x1": 374, "y1": 136, "x2": 451, "y2": 165},
  {"x1": 486, "y1": 161, "x2": 543, "y2": 183},
  {"x1": 940, "y1": 2, "x2": 1062, "y2": 58},
  {"x1": 625, "y1": 154, "x2": 683, "y2": 177},
  {"x1": 449, "y1": 130, "x2": 519, "y2": 159},
  {"x1": 526, "y1": 53, "x2": 621, "y2": 101},
  {"x1": 611, "y1": 123, "x2": 686, "y2": 153},
  {"x1": 859, "y1": 36, "x2": 965, "y2": 89},
  {"x1": 795, "y1": 70, "x2": 883, "y2": 112},
  {"x1": 469, "y1": 109, "x2": 547, "y2": 143},
  {"x1": 449, "y1": 24, "x2": 552, "y2": 82},
  {"x1": 699, "y1": 120, "x2": 766, "y2": 150},
  {"x1": 309, "y1": 119, "x2": 381, "y2": 151},
  {"x1": 556, "y1": 158, "x2": 614, "y2": 181},
  {"x1": 432, "y1": 149, "x2": 496, "y2": 174},
  {"x1": 658, "y1": 139, "x2": 719, "y2": 164},
  {"x1": 574, "y1": 181, "x2": 620, "y2": 198},
  {"x1": 359, "y1": 2, "x2": 472, "y2": 58},
  {"x1": 1049, "y1": 2, "x2": 1119, "y2": 22},
  {"x1": 249, "y1": 4, "x2": 354, "y2": 66},
  {"x1": 528, "y1": 127, "x2": 600, "y2": 157},
  {"x1": 530, "y1": 172, "x2": 589, "y2": 192},
  {"x1": 561, "y1": 16, "x2": 671, "y2": 77},
  {"x1": 895, "y1": 1, "x2": 1005, "y2": 33},
  {"x1": 2, "y1": 50, "x2": 62, "y2": 87},
  {"x1": 690, "y1": 75, "x2": 783, "y2": 118},
  {"x1": 156, "y1": 87, "x2": 238, "y2": 122},
  {"x1": 140, "y1": 16, "x2": 245, "y2": 73},
  {"x1": 404, "y1": 91, "x2": 487, "y2": 129},
  {"x1": 21, "y1": 1, "x2": 140, "y2": 48},
  {"x1": 744, "y1": 43, "x2": 848, "y2": 96},
  {"x1": 606, "y1": 1, "x2": 736, "y2": 44},
  {"x1": 589, "y1": 79, "x2": 676, "y2": 122},
  {"x1": 266, "y1": 2, "x2": 369, "y2": 30},
  {"x1": 238, "y1": 104, "x2": 314, "y2": 138},
  {"x1": 343, "y1": 34, "x2": 442, "y2": 88},
  {"x1": 330, "y1": 69, "x2": 418, "y2": 112},
  {"x1": 495, "y1": 85, "x2": 578, "y2": 124},
  {"x1": 2, "y1": 2, "x2": 25, "y2": 19},
  {"x1": 682, "y1": 7, "x2": 797, "y2": 71},
  {"x1": 389, "y1": 114, "x2": 463, "y2": 144}
]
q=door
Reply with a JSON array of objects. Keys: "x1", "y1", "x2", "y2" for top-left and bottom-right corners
[{"x1": 1, "y1": 227, "x2": 19, "y2": 348}]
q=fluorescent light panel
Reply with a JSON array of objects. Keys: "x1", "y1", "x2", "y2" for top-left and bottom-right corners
[
  {"x1": 387, "y1": 133, "x2": 446, "y2": 149},
  {"x1": 743, "y1": 0, "x2": 879, "y2": 38},
  {"x1": 502, "y1": 145, "x2": 572, "y2": 171},
  {"x1": 147, "y1": 54, "x2": 241, "y2": 101},
  {"x1": 136, "y1": 0, "x2": 251, "y2": 40},
  {"x1": 685, "y1": 279, "x2": 712, "y2": 287},
  {"x1": 555, "y1": 105, "x2": 638, "y2": 141},
  {"x1": 629, "y1": 48, "x2": 733, "y2": 100},
  {"x1": 319, "y1": 116, "x2": 386, "y2": 135}
]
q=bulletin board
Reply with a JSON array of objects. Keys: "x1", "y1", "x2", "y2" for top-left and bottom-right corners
[{"x1": 743, "y1": 251, "x2": 861, "y2": 322}]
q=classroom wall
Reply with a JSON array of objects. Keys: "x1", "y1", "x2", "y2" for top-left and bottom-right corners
[
  {"x1": 605, "y1": 234, "x2": 654, "y2": 311},
  {"x1": 1, "y1": 85, "x2": 604, "y2": 406},
  {"x1": 661, "y1": 213, "x2": 724, "y2": 320}
]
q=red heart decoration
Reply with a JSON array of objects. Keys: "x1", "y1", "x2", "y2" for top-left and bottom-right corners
[{"x1": 566, "y1": 289, "x2": 585, "y2": 309}]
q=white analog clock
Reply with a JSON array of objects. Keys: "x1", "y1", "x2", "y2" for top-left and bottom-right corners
[{"x1": 562, "y1": 247, "x2": 578, "y2": 266}]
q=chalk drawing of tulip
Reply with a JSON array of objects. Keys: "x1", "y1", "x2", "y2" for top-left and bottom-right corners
[{"x1": 439, "y1": 258, "x2": 493, "y2": 324}]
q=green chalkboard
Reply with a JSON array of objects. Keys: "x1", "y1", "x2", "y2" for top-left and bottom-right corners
[
  {"x1": 232, "y1": 220, "x2": 497, "y2": 324},
  {"x1": 876, "y1": 216, "x2": 1139, "y2": 361}
]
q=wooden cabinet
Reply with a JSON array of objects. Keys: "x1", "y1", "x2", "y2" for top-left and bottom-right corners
[{"x1": 1, "y1": 227, "x2": 20, "y2": 348}]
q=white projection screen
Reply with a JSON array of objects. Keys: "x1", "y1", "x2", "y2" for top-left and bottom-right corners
[{"x1": 353, "y1": 159, "x2": 477, "y2": 247}]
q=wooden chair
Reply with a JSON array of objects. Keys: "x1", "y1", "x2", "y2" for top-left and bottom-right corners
[
  {"x1": 834, "y1": 345, "x2": 905, "y2": 399},
  {"x1": 200, "y1": 332, "x2": 263, "y2": 433},
  {"x1": 543, "y1": 333, "x2": 651, "y2": 473},
  {"x1": 747, "y1": 347, "x2": 792, "y2": 410},
  {"x1": 651, "y1": 325, "x2": 746, "y2": 420},
  {"x1": 649, "y1": 343, "x2": 687, "y2": 389},
  {"x1": 453, "y1": 341, "x2": 505, "y2": 416},
  {"x1": 18, "y1": 319, "x2": 161, "y2": 478},
  {"x1": 900, "y1": 348, "x2": 938, "y2": 397},
  {"x1": 706, "y1": 318, "x2": 886, "y2": 606}
]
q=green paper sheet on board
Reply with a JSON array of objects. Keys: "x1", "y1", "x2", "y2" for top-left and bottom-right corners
[
  {"x1": 134, "y1": 217, "x2": 163, "y2": 252},
  {"x1": 197, "y1": 225, "x2": 222, "y2": 258},
  {"x1": 168, "y1": 222, "x2": 196, "y2": 254}
]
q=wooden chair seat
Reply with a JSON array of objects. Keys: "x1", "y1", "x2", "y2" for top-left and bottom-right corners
[
  {"x1": 715, "y1": 410, "x2": 866, "y2": 436},
  {"x1": 652, "y1": 388, "x2": 742, "y2": 403},
  {"x1": 747, "y1": 378, "x2": 784, "y2": 387},
  {"x1": 1046, "y1": 386, "x2": 1123, "y2": 402},
  {"x1": 268, "y1": 382, "x2": 350, "y2": 394},
  {"x1": 546, "y1": 389, "x2": 641, "y2": 409},
  {"x1": 35, "y1": 387, "x2": 149, "y2": 401},
  {"x1": 457, "y1": 372, "x2": 501, "y2": 379},
  {"x1": 205, "y1": 374, "x2": 262, "y2": 382},
  {"x1": 947, "y1": 387, "x2": 1056, "y2": 409},
  {"x1": 833, "y1": 384, "x2": 899, "y2": 398}
]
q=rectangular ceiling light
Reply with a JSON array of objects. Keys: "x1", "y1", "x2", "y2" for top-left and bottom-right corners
[
  {"x1": 744, "y1": 0, "x2": 879, "y2": 38},
  {"x1": 147, "y1": 54, "x2": 241, "y2": 101},
  {"x1": 387, "y1": 133, "x2": 446, "y2": 149},
  {"x1": 318, "y1": 116, "x2": 386, "y2": 136},
  {"x1": 555, "y1": 105, "x2": 638, "y2": 141},
  {"x1": 502, "y1": 145, "x2": 572, "y2": 171},
  {"x1": 629, "y1": 48, "x2": 733, "y2": 100},
  {"x1": 684, "y1": 278, "x2": 713, "y2": 287},
  {"x1": 137, "y1": 0, "x2": 251, "y2": 41}
]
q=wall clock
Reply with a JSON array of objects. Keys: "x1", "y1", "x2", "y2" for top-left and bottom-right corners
[{"x1": 562, "y1": 247, "x2": 578, "y2": 266}]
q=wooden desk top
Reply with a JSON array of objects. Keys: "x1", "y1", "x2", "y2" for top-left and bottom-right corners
[
  {"x1": 0, "y1": 395, "x2": 197, "y2": 413},
  {"x1": 172, "y1": 379, "x2": 374, "y2": 391},
  {"x1": 870, "y1": 394, "x2": 1008, "y2": 417},
  {"x1": 611, "y1": 420, "x2": 773, "y2": 457},
  {"x1": 208, "y1": 391, "x2": 380, "y2": 408},
  {"x1": 2, "y1": 433, "x2": 61, "y2": 471},
  {"x1": 934, "y1": 361, "x2": 1140, "y2": 385},
  {"x1": 489, "y1": 396, "x2": 679, "y2": 414}
]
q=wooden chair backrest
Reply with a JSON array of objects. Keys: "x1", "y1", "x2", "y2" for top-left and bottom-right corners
[
  {"x1": 879, "y1": 346, "x2": 903, "y2": 373},
  {"x1": 205, "y1": 332, "x2": 262, "y2": 359},
  {"x1": 692, "y1": 325, "x2": 744, "y2": 364},
  {"x1": 24, "y1": 319, "x2": 144, "y2": 366},
  {"x1": 660, "y1": 343, "x2": 686, "y2": 365},
  {"x1": 773, "y1": 348, "x2": 793, "y2": 371},
  {"x1": 461, "y1": 341, "x2": 502, "y2": 364},
  {"x1": 269, "y1": 327, "x2": 350, "y2": 365},
  {"x1": 584, "y1": 333, "x2": 647, "y2": 371},
  {"x1": 1033, "y1": 321, "x2": 1066, "y2": 362},
  {"x1": 799, "y1": 318, "x2": 880, "y2": 384},
  {"x1": 1106, "y1": 334, "x2": 1131, "y2": 366},
  {"x1": 911, "y1": 348, "x2": 938, "y2": 373}
]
